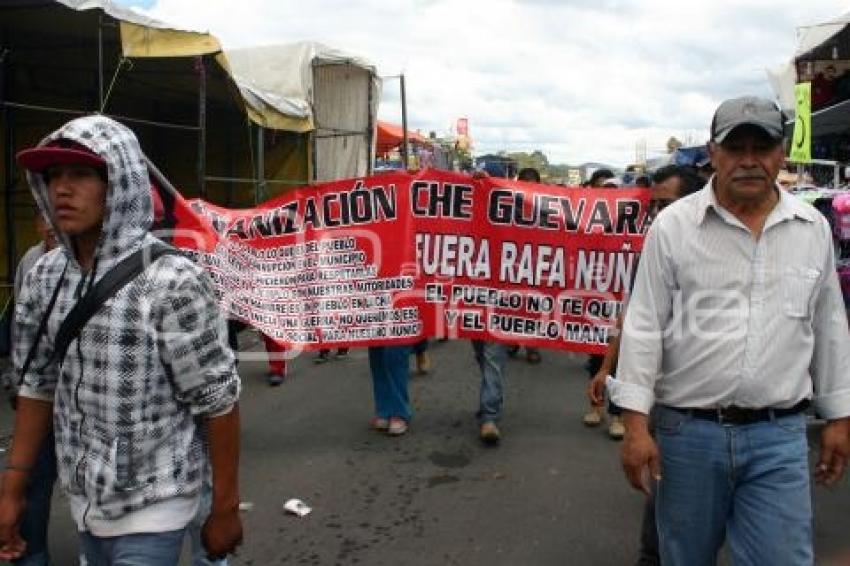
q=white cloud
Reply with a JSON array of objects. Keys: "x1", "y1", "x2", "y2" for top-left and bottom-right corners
[{"x1": 135, "y1": 0, "x2": 850, "y2": 166}]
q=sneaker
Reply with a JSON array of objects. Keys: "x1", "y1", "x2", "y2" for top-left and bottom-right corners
[
  {"x1": 266, "y1": 373, "x2": 285, "y2": 387},
  {"x1": 415, "y1": 352, "x2": 432, "y2": 375},
  {"x1": 479, "y1": 421, "x2": 501, "y2": 445},
  {"x1": 370, "y1": 416, "x2": 390, "y2": 431},
  {"x1": 608, "y1": 416, "x2": 625, "y2": 440},
  {"x1": 314, "y1": 350, "x2": 331, "y2": 364},
  {"x1": 387, "y1": 417, "x2": 408, "y2": 436},
  {"x1": 583, "y1": 406, "x2": 604, "y2": 427},
  {"x1": 526, "y1": 350, "x2": 542, "y2": 364}
]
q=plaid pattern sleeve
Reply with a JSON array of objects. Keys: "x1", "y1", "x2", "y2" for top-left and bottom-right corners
[
  {"x1": 16, "y1": 115, "x2": 240, "y2": 526},
  {"x1": 13, "y1": 256, "x2": 66, "y2": 401},
  {"x1": 154, "y1": 256, "x2": 240, "y2": 416}
]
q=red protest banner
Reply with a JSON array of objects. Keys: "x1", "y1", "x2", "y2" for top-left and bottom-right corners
[{"x1": 159, "y1": 170, "x2": 650, "y2": 354}]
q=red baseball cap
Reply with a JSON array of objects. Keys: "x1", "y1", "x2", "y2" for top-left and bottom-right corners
[{"x1": 16, "y1": 139, "x2": 106, "y2": 173}]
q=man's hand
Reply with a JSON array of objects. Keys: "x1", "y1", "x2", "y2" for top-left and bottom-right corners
[
  {"x1": 202, "y1": 507, "x2": 242, "y2": 560},
  {"x1": 620, "y1": 411, "x2": 660, "y2": 495},
  {"x1": 0, "y1": 491, "x2": 27, "y2": 561},
  {"x1": 815, "y1": 418, "x2": 850, "y2": 487},
  {"x1": 588, "y1": 371, "x2": 607, "y2": 406},
  {"x1": 0, "y1": 396, "x2": 52, "y2": 560}
]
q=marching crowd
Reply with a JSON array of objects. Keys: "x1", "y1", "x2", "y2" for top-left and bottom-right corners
[{"x1": 1, "y1": 94, "x2": 849, "y2": 566}]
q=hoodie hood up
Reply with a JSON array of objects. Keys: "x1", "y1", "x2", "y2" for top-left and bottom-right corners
[{"x1": 25, "y1": 115, "x2": 154, "y2": 275}]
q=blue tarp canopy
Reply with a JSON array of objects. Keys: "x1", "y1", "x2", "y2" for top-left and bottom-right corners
[{"x1": 672, "y1": 145, "x2": 709, "y2": 167}]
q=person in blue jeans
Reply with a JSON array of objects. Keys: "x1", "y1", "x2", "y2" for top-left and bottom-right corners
[
  {"x1": 369, "y1": 345, "x2": 412, "y2": 436},
  {"x1": 611, "y1": 97, "x2": 850, "y2": 565},
  {"x1": 587, "y1": 163, "x2": 704, "y2": 565},
  {"x1": 472, "y1": 341, "x2": 508, "y2": 444}
]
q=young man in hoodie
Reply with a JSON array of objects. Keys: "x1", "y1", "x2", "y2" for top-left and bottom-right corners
[{"x1": 0, "y1": 115, "x2": 242, "y2": 564}]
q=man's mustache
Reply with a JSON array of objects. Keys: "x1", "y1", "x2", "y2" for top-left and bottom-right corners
[{"x1": 732, "y1": 169, "x2": 767, "y2": 182}]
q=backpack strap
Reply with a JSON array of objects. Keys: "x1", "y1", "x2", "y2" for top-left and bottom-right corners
[{"x1": 52, "y1": 243, "x2": 182, "y2": 365}]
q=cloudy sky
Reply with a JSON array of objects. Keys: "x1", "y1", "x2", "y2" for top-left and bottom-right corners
[{"x1": 118, "y1": 0, "x2": 848, "y2": 166}]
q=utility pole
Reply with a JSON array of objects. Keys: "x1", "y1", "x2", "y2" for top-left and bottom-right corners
[{"x1": 400, "y1": 73, "x2": 409, "y2": 169}]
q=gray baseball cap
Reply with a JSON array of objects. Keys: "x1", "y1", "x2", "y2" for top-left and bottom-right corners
[{"x1": 710, "y1": 96, "x2": 785, "y2": 143}]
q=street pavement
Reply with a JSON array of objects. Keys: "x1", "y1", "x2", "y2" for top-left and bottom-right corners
[{"x1": 2, "y1": 334, "x2": 850, "y2": 565}]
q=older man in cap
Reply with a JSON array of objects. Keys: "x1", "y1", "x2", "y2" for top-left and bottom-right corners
[{"x1": 609, "y1": 96, "x2": 850, "y2": 564}]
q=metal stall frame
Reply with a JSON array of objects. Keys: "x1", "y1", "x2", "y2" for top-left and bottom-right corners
[{"x1": 1, "y1": 11, "x2": 211, "y2": 286}]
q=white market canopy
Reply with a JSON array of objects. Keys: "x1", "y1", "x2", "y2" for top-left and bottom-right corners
[
  {"x1": 54, "y1": 0, "x2": 224, "y2": 58},
  {"x1": 769, "y1": 11, "x2": 850, "y2": 114},
  {"x1": 795, "y1": 12, "x2": 850, "y2": 60},
  {"x1": 223, "y1": 42, "x2": 381, "y2": 180},
  {"x1": 223, "y1": 42, "x2": 380, "y2": 132},
  {"x1": 52, "y1": 1, "x2": 380, "y2": 134}
]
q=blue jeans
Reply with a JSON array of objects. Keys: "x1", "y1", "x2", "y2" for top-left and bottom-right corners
[
  {"x1": 80, "y1": 529, "x2": 186, "y2": 566},
  {"x1": 654, "y1": 405, "x2": 812, "y2": 566},
  {"x1": 472, "y1": 341, "x2": 507, "y2": 423},
  {"x1": 14, "y1": 430, "x2": 57, "y2": 566},
  {"x1": 369, "y1": 345, "x2": 412, "y2": 421}
]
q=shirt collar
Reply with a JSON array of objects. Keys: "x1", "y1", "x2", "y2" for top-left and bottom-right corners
[
  {"x1": 694, "y1": 180, "x2": 717, "y2": 225},
  {"x1": 773, "y1": 188, "x2": 818, "y2": 223},
  {"x1": 695, "y1": 177, "x2": 818, "y2": 226}
]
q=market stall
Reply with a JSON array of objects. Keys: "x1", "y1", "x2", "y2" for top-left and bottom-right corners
[{"x1": 1, "y1": 1, "x2": 381, "y2": 295}]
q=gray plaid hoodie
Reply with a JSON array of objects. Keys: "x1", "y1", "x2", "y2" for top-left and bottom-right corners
[{"x1": 13, "y1": 115, "x2": 240, "y2": 523}]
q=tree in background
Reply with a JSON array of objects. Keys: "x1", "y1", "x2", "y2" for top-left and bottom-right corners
[{"x1": 506, "y1": 150, "x2": 549, "y2": 172}]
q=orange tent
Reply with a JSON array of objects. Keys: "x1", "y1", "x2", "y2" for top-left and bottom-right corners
[{"x1": 376, "y1": 121, "x2": 432, "y2": 156}]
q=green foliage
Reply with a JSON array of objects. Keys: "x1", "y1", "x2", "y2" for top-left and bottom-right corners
[
  {"x1": 506, "y1": 150, "x2": 549, "y2": 172},
  {"x1": 504, "y1": 150, "x2": 571, "y2": 182}
]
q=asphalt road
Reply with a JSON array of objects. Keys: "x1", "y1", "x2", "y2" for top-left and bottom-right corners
[{"x1": 2, "y1": 335, "x2": 850, "y2": 565}]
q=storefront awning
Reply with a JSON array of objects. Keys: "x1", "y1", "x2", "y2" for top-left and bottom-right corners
[
  {"x1": 811, "y1": 98, "x2": 850, "y2": 136},
  {"x1": 376, "y1": 121, "x2": 432, "y2": 155}
]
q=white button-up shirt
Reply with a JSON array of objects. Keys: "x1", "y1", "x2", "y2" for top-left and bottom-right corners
[{"x1": 609, "y1": 183, "x2": 850, "y2": 419}]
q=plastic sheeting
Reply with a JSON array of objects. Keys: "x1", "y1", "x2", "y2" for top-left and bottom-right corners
[
  {"x1": 55, "y1": 0, "x2": 223, "y2": 57},
  {"x1": 766, "y1": 60, "x2": 799, "y2": 113},
  {"x1": 313, "y1": 63, "x2": 375, "y2": 181},
  {"x1": 223, "y1": 42, "x2": 380, "y2": 132},
  {"x1": 672, "y1": 145, "x2": 709, "y2": 168},
  {"x1": 53, "y1": 2, "x2": 381, "y2": 139},
  {"x1": 56, "y1": 0, "x2": 176, "y2": 30},
  {"x1": 795, "y1": 13, "x2": 850, "y2": 59},
  {"x1": 768, "y1": 11, "x2": 850, "y2": 113}
]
